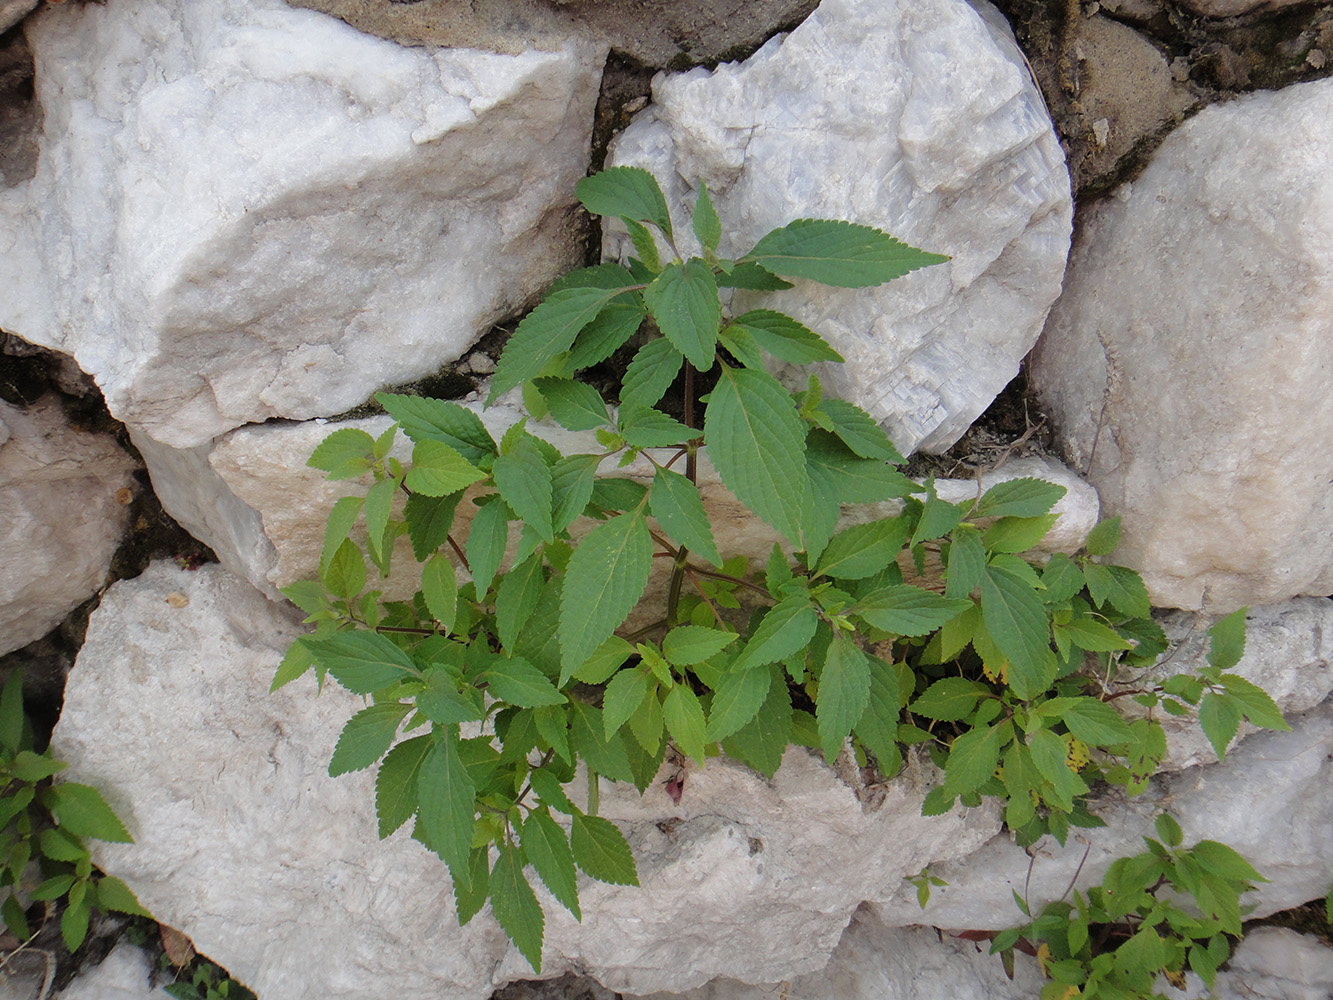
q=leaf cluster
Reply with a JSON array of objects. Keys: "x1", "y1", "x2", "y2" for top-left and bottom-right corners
[
  {"x1": 163, "y1": 960, "x2": 256, "y2": 1000},
  {"x1": 279, "y1": 168, "x2": 1285, "y2": 972},
  {"x1": 993, "y1": 814, "x2": 1266, "y2": 999},
  {"x1": 0, "y1": 670, "x2": 150, "y2": 952}
]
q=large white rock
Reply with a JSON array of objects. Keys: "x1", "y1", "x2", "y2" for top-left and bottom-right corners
[
  {"x1": 0, "y1": 0, "x2": 603, "y2": 448},
  {"x1": 1031, "y1": 78, "x2": 1333, "y2": 612},
  {"x1": 0, "y1": 395, "x2": 137, "y2": 655},
  {"x1": 605, "y1": 0, "x2": 1072, "y2": 456},
  {"x1": 53, "y1": 562, "x2": 999, "y2": 999},
  {"x1": 58, "y1": 942, "x2": 166, "y2": 1000}
]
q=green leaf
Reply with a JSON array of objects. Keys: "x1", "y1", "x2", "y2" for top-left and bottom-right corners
[
  {"x1": 44, "y1": 784, "x2": 132, "y2": 843},
  {"x1": 522, "y1": 809, "x2": 581, "y2": 920},
  {"x1": 663, "y1": 685, "x2": 707, "y2": 765},
  {"x1": 465, "y1": 499, "x2": 510, "y2": 597},
  {"x1": 421, "y1": 554, "x2": 458, "y2": 632},
  {"x1": 716, "y1": 261, "x2": 794, "y2": 290},
  {"x1": 453, "y1": 846, "x2": 491, "y2": 927},
  {"x1": 705, "y1": 365, "x2": 810, "y2": 545},
  {"x1": 591, "y1": 477, "x2": 648, "y2": 512},
  {"x1": 491, "y1": 844, "x2": 545, "y2": 972},
  {"x1": 417, "y1": 734, "x2": 476, "y2": 887},
  {"x1": 650, "y1": 466, "x2": 721, "y2": 566},
  {"x1": 817, "y1": 399, "x2": 902, "y2": 461},
  {"x1": 691, "y1": 180, "x2": 721, "y2": 252},
  {"x1": 551, "y1": 454, "x2": 601, "y2": 534},
  {"x1": 570, "y1": 813, "x2": 639, "y2": 886},
  {"x1": 602, "y1": 667, "x2": 652, "y2": 740},
  {"x1": 10, "y1": 749, "x2": 66, "y2": 783},
  {"x1": 1207, "y1": 608, "x2": 1248, "y2": 672},
  {"x1": 495, "y1": 554, "x2": 546, "y2": 652},
  {"x1": 718, "y1": 323, "x2": 765, "y2": 369},
  {"x1": 622, "y1": 338, "x2": 685, "y2": 410},
  {"x1": 1028, "y1": 729, "x2": 1088, "y2": 810},
  {"x1": 568, "y1": 702, "x2": 636, "y2": 784},
  {"x1": 723, "y1": 310, "x2": 843, "y2": 364},
  {"x1": 559, "y1": 509, "x2": 652, "y2": 675},
  {"x1": 853, "y1": 656, "x2": 909, "y2": 774},
  {"x1": 910, "y1": 678, "x2": 989, "y2": 722},
  {"x1": 943, "y1": 724, "x2": 1006, "y2": 796},
  {"x1": 308, "y1": 427, "x2": 375, "y2": 479},
  {"x1": 375, "y1": 735, "x2": 431, "y2": 838},
  {"x1": 1061, "y1": 698, "x2": 1134, "y2": 746},
  {"x1": 416, "y1": 667, "x2": 484, "y2": 727},
  {"x1": 853, "y1": 586, "x2": 971, "y2": 637},
  {"x1": 377, "y1": 394, "x2": 497, "y2": 464},
  {"x1": 478, "y1": 656, "x2": 565, "y2": 708},
  {"x1": 1198, "y1": 691, "x2": 1242, "y2": 760},
  {"x1": 530, "y1": 768, "x2": 578, "y2": 815},
  {"x1": 93, "y1": 875, "x2": 149, "y2": 918},
  {"x1": 0, "y1": 670, "x2": 24, "y2": 753},
  {"x1": 732, "y1": 594, "x2": 818, "y2": 671},
  {"x1": 1040, "y1": 553, "x2": 1085, "y2": 605},
  {"x1": 663, "y1": 626, "x2": 735, "y2": 666},
  {"x1": 404, "y1": 440, "x2": 486, "y2": 497},
  {"x1": 910, "y1": 484, "x2": 964, "y2": 546},
  {"x1": 330, "y1": 703, "x2": 412, "y2": 776},
  {"x1": 946, "y1": 525, "x2": 986, "y2": 599},
  {"x1": 618, "y1": 406, "x2": 694, "y2": 448},
  {"x1": 568, "y1": 292, "x2": 647, "y2": 370},
  {"x1": 31, "y1": 874, "x2": 76, "y2": 901},
  {"x1": 1082, "y1": 561, "x2": 1113, "y2": 609},
  {"x1": 1155, "y1": 813, "x2": 1184, "y2": 847},
  {"x1": 722, "y1": 667, "x2": 792, "y2": 778},
  {"x1": 304, "y1": 632, "x2": 421, "y2": 694},
  {"x1": 361, "y1": 477, "x2": 397, "y2": 564},
  {"x1": 1060, "y1": 616, "x2": 1133, "y2": 654},
  {"x1": 38, "y1": 827, "x2": 85, "y2": 864},
  {"x1": 404, "y1": 491, "x2": 461, "y2": 562},
  {"x1": 1189, "y1": 840, "x2": 1265, "y2": 884},
  {"x1": 743, "y1": 218, "x2": 948, "y2": 287},
  {"x1": 623, "y1": 217, "x2": 662, "y2": 272},
  {"x1": 322, "y1": 537, "x2": 366, "y2": 600},
  {"x1": 806, "y1": 430, "x2": 919, "y2": 504},
  {"x1": 814, "y1": 518, "x2": 910, "y2": 581},
  {"x1": 1102, "y1": 565, "x2": 1151, "y2": 619},
  {"x1": 706, "y1": 666, "x2": 771, "y2": 743},
  {"x1": 577, "y1": 167, "x2": 673, "y2": 241},
  {"x1": 61, "y1": 897, "x2": 91, "y2": 953},
  {"x1": 975, "y1": 478, "x2": 1067, "y2": 519},
  {"x1": 1083, "y1": 516, "x2": 1122, "y2": 556},
  {"x1": 816, "y1": 635, "x2": 871, "y2": 764},
  {"x1": 533, "y1": 378, "x2": 610, "y2": 431},
  {"x1": 645, "y1": 259, "x2": 722, "y2": 370},
  {"x1": 489, "y1": 281, "x2": 638, "y2": 403},
  {"x1": 567, "y1": 635, "x2": 636, "y2": 687},
  {"x1": 1217, "y1": 675, "x2": 1289, "y2": 731},
  {"x1": 980, "y1": 564, "x2": 1052, "y2": 701},
  {"x1": 983, "y1": 514, "x2": 1059, "y2": 554},
  {"x1": 493, "y1": 433, "x2": 554, "y2": 544}
]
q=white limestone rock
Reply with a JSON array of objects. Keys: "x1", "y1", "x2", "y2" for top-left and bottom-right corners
[
  {"x1": 871, "y1": 700, "x2": 1333, "y2": 933},
  {"x1": 604, "y1": 0, "x2": 1072, "y2": 456},
  {"x1": 58, "y1": 942, "x2": 167, "y2": 1000},
  {"x1": 0, "y1": 395, "x2": 136, "y2": 655},
  {"x1": 1031, "y1": 78, "x2": 1333, "y2": 612},
  {"x1": 1213, "y1": 928, "x2": 1333, "y2": 1000},
  {"x1": 53, "y1": 562, "x2": 999, "y2": 999},
  {"x1": 0, "y1": 0, "x2": 603, "y2": 449},
  {"x1": 1115, "y1": 599, "x2": 1333, "y2": 771},
  {"x1": 0, "y1": 1, "x2": 36, "y2": 36}
]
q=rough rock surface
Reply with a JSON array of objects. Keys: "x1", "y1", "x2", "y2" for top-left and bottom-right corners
[
  {"x1": 53, "y1": 562, "x2": 999, "y2": 1000},
  {"x1": 59, "y1": 942, "x2": 164, "y2": 1000},
  {"x1": 1211, "y1": 928, "x2": 1333, "y2": 1000},
  {"x1": 1031, "y1": 77, "x2": 1333, "y2": 612},
  {"x1": 0, "y1": 0, "x2": 36, "y2": 36},
  {"x1": 1116, "y1": 598, "x2": 1333, "y2": 771},
  {"x1": 0, "y1": 395, "x2": 136, "y2": 656},
  {"x1": 606, "y1": 0, "x2": 1072, "y2": 456},
  {"x1": 871, "y1": 700, "x2": 1333, "y2": 932},
  {"x1": 0, "y1": 0, "x2": 603, "y2": 448}
]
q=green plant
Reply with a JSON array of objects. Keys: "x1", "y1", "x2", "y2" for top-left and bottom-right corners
[
  {"x1": 163, "y1": 959, "x2": 256, "y2": 1000},
  {"x1": 0, "y1": 669, "x2": 150, "y2": 952},
  {"x1": 276, "y1": 167, "x2": 1286, "y2": 972},
  {"x1": 992, "y1": 814, "x2": 1265, "y2": 999}
]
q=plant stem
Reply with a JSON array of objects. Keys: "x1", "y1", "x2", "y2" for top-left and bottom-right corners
[{"x1": 664, "y1": 363, "x2": 699, "y2": 628}]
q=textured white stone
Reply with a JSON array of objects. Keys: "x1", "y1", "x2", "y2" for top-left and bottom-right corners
[
  {"x1": 1115, "y1": 599, "x2": 1333, "y2": 771},
  {"x1": 0, "y1": 0, "x2": 36, "y2": 35},
  {"x1": 0, "y1": 0, "x2": 603, "y2": 448},
  {"x1": 1215, "y1": 928, "x2": 1333, "y2": 1000},
  {"x1": 58, "y1": 942, "x2": 166, "y2": 1000},
  {"x1": 605, "y1": 0, "x2": 1071, "y2": 456},
  {"x1": 53, "y1": 562, "x2": 999, "y2": 1000},
  {"x1": 0, "y1": 395, "x2": 136, "y2": 655},
  {"x1": 871, "y1": 701, "x2": 1333, "y2": 933},
  {"x1": 1031, "y1": 78, "x2": 1333, "y2": 612}
]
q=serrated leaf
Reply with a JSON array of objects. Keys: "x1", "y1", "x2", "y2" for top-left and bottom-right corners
[
  {"x1": 984, "y1": 514, "x2": 1060, "y2": 554},
  {"x1": 946, "y1": 525, "x2": 986, "y2": 599},
  {"x1": 814, "y1": 518, "x2": 910, "y2": 581},
  {"x1": 853, "y1": 586, "x2": 972, "y2": 637},
  {"x1": 322, "y1": 537, "x2": 366, "y2": 600},
  {"x1": 491, "y1": 844, "x2": 545, "y2": 972},
  {"x1": 1189, "y1": 840, "x2": 1266, "y2": 884},
  {"x1": 1155, "y1": 813, "x2": 1184, "y2": 847},
  {"x1": 568, "y1": 293, "x2": 647, "y2": 370},
  {"x1": 943, "y1": 724, "x2": 1006, "y2": 796},
  {"x1": 571, "y1": 813, "x2": 639, "y2": 886},
  {"x1": 1040, "y1": 553, "x2": 1085, "y2": 605},
  {"x1": 495, "y1": 554, "x2": 546, "y2": 652},
  {"x1": 417, "y1": 735, "x2": 476, "y2": 887},
  {"x1": 530, "y1": 768, "x2": 578, "y2": 815},
  {"x1": 422, "y1": 554, "x2": 458, "y2": 632},
  {"x1": 816, "y1": 635, "x2": 871, "y2": 764},
  {"x1": 650, "y1": 466, "x2": 721, "y2": 567},
  {"x1": 806, "y1": 430, "x2": 919, "y2": 504},
  {"x1": 10, "y1": 750, "x2": 65, "y2": 783},
  {"x1": 551, "y1": 454, "x2": 601, "y2": 534},
  {"x1": 723, "y1": 310, "x2": 843, "y2": 364},
  {"x1": 454, "y1": 846, "x2": 491, "y2": 927},
  {"x1": 330, "y1": 703, "x2": 412, "y2": 776},
  {"x1": 662, "y1": 626, "x2": 735, "y2": 666},
  {"x1": 663, "y1": 685, "x2": 707, "y2": 765},
  {"x1": 405, "y1": 440, "x2": 486, "y2": 498},
  {"x1": 578, "y1": 167, "x2": 673, "y2": 240},
  {"x1": 645, "y1": 259, "x2": 722, "y2": 370},
  {"x1": 591, "y1": 476, "x2": 648, "y2": 512},
  {"x1": 61, "y1": 899, "x2": 90, "y2": 953},
  {"x1": 304, "y1": 632, "x2": 421, "y2": 693},
  {"x1": 602, "y1": 667, "x2": 652, "y2": 740},
  {"x1": 621, "y1": 338, "x2": 685, "y2": 410},
  {"x1": 618, "y1": 405, "x2": 693, "y2": 448},
  {"x1": 623, "y1": 217, "x2": 662, "y2": 271},
  {"x1": 39, "y1": 826, "x2": 85, "y2": 864},
  {"x1": 705, "y1": 365, "x2": 810, "y2": 545},
  {"x1": 910, "y1": 677, "x2": 990, "y2": 722},
  {"x1": 980, "y1": 564, "x2": 1052, "y2": 701},
  {"x1": 910, "y1": 484, "x2": 964, "y2": 546},
  {"x1": 45, "y1": 784, "x2": 131, "y2": 843},
  {"x1": 975, "y1": 478, "x2": 1068, "y2": 519},
  {"x1": 308, "y1": 427, "x2": 375, "y2": 479},
  {"x1": 626, "y1": 689, "x2": 665, "y2": 756},
  {"x1": 706, "y1": 665, "x2": 771, "y2": 743},
  {"x1": 375, "y1": 735, "x2": 430, "y2": 838},
  {"x1": 533, "y1": 378, "x2": 611, "y2": 431},
  {"x1": 1102, "y1": 565, "x2": 1151, "y2": 619},
  {"x1": 567, "y1": 635, "x2": 636, "y2": 687},
  {"x1": 478, "y1": 656, "x2": 565, "y2": 708},
  {"x1": 817, "y1": 398, "x2": 902, "y2": 460},
  {"x1": 1083, "y1": 516, "x2": 1122, "y2": 556},
  {"x1": 404, "y1": 491, "x2": 462, "y2": 562},
  {"x1": 362, "y1": 477, "x2": 398, "y2": 563},
  {"x1": 493, "y1": 434, "x2": 554, "y2": 544},
  {"x1": 568, "y1": 702, "x2": 635, "y2": 784},
  {"x1": 1028, "y1": 729, "x2": 1088, "y2": 809},
  {"x1": 522, "y1": 809, "x2": 581, "y2": 921},
  {"x1": 854, "y1": 655, "x2": 910, "y2": 771},
  {"x1": 691, "y1": 180, "x2": 721, "y2": 252},
  {"x1": 1217, "y1": 675, "x2": 1289, "y2": 731},
  {"x1": 1060, "y1": 616, "x2": 1133, "y2": 653},
  {"x1": 1198, "y1": 691, "x2": 1243, "y2": 760},
  {"x1": 377, "y1": 394, "x2": 497, "y2": 463},
  {"x1": 1060, "y1": 697, "x2": 1134, "y2": 746},
  {"x1": 732, "y1": 594, "x2": 818, "y2": 671},
  {"x1": 95, "y1": 875, "x2": 150, "y2": 917},
  {"x1": 489, "y1": 281, "x2": 638, "y2": 402},
  {"x1": 744, "y1": 218, "x2": 948, "y2": 287},
  {"x1": 718, "y1": 322, "x2": 764, "y2": 368},
  {"x1": 1207, "y1": 608, "x2": 1248, "y2": 672},
  {"x1": 465, "y1": 499, "x2": 510, "y2": 597},
  {"x1": 721, "y1": 667, "x2": 792, "y2": 778},
  {"x1": 559, "y1": 509, "x2": 652, "y2": 675},
  {"x1": 716, "y1": 261, "x2": 795, "y2": 290}
]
